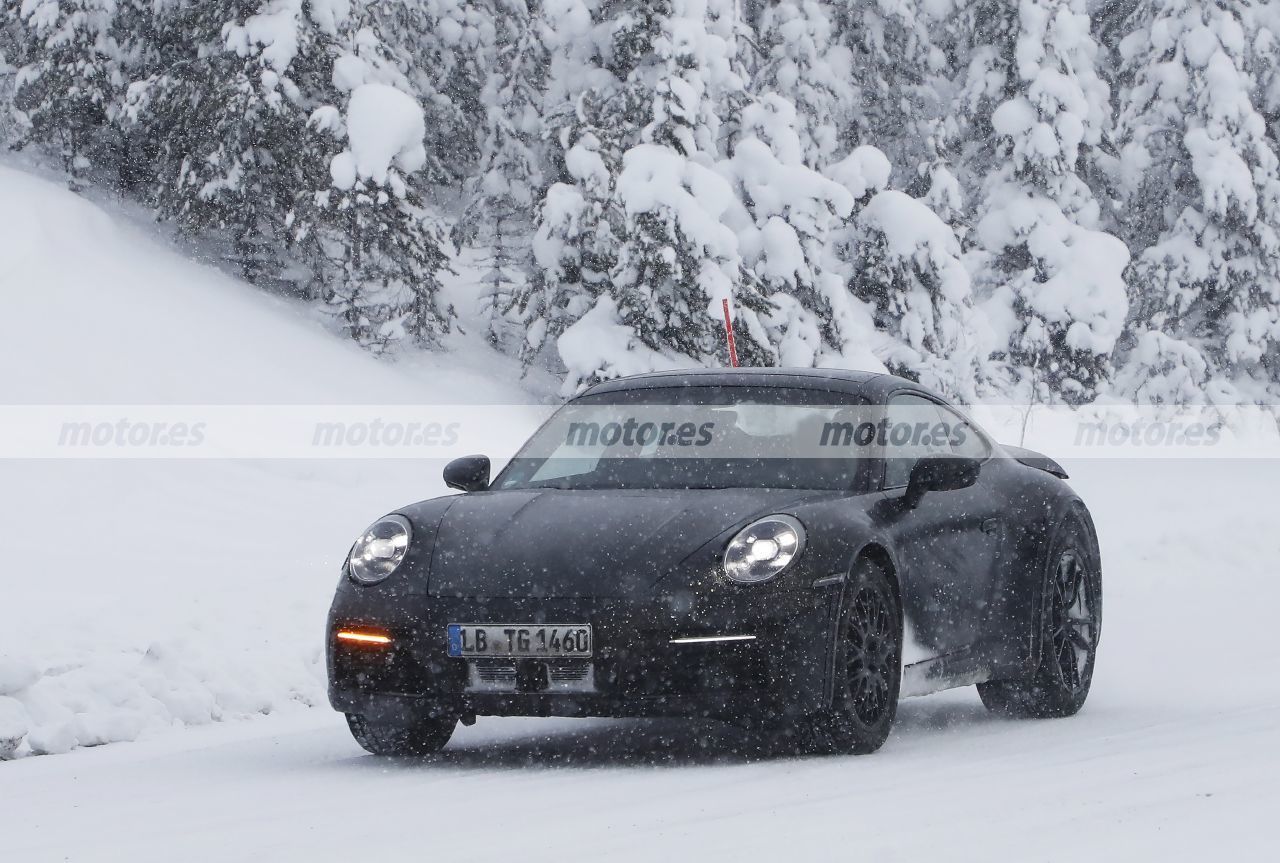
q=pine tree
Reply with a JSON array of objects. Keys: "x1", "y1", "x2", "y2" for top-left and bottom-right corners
[
  {"x1": 850, "y1": 188, "x2": 983, "y2": 401},
  {"x1": 311, "y1": 183, "x2": 453, "y2": 353},
  {"x1": 472, "y1": 217, "x2": 524, "y2": 349},
  {"x1": 538, "y1": 0, "x2": 784, "y2": 390},
  {"x1": 831, "y1": 0, "x2": 961, "y2": 206},
  {"x1": 358, "y1": 0, "x2": 491, "y2": 185},
  {"x1": 960, "y1": 0, "x2": 1130, "y2": 405},
  {"x1": 15, "y1": 0, "x2": 1280, "y2": 408},
  {"x1": 121, "y1": 1, "x2": 321, "y2": 286},
  {"x1": 459, "y1": 0, "x2": 547, "y2": 348},
  {"x1": 776, "y1": 1, "x2": 978, "y2": 388},
  {"x1": 721, "y1": 94, "x2": 856, "y2": 368},
  {"x1": 305, "y1": 83, "x2": 453, "y2": 351},
  {"x1": 1247, "y1": 1, "x2": 1280, "y2": 141},
  {"x1": 517, "y1": 79, "x2": 629, "y2": 369},
  {"x1": 11, "y1": 0, "x2": 127, "y2": 180},
  {"x1": 755, "y1": 0, "x2": 854, "y2": 169},
  {"x1": 1113, "y1": 0, "x2": 1280, "y2": 404},
  {"x1": 114, "y1": 2, "x2": 458, "y2": 349},
  {"x1": 603, "y1": 0, "x2": 775, "y2": 377},
  {"x1": 745, "y1": 2, "x2": 892, "y2": 371},
  {"x1": 0, "y1": 17, "x2": 19, "y2": 146},
  {"x1": 511, "y1": 0, "x2": 639, "y2": 373}
]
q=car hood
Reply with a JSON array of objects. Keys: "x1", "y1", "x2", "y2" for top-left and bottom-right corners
[{"x1": 422, "y1": 488, "x2": 817, "y2": 598}]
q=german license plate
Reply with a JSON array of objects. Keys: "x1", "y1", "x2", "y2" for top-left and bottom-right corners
[{"x1": 446, "y1": 624, "x2": 592, "y2": 658}]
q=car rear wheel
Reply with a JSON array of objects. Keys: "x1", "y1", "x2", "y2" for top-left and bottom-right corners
[
  {"x1": 978, "y1": 515, "x2": 1101, "y2": 718},
  {"x1": 803, "y1": 556, "x2": 902, "y2": 755},
  {"x1": 345, "y1": 712, "x2": 457, "y2": 756}
]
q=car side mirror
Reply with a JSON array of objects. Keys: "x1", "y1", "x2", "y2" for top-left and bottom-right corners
[
  {"x1": 904, "y1": 455, "x2": 980, "y2": 508},
  {"x1": 443, "y1": 455, "x2": 490, "y2": 492}
]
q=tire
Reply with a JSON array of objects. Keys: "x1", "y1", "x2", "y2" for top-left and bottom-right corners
[
  {"x1": 802, "y1": 556, "x2": 902, "y2": 755},
  {"x1": 978, "y1": 511, "x2": 1101, "y2": 718},
  {"x1": 345, "y1": 712, "x2": 457, "y2": 756}
]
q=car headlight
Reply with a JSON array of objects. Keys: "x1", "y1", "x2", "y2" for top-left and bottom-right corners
[
  {"x1": 723, "y1": 515, "x2": 805, "y2": 584},
  {"x1": 347, "y1": 515, "x2": 412, "y2": 585}
]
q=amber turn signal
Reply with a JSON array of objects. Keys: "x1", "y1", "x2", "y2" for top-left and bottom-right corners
[{"x1": 336, "y1": 629, "x2": 392, "y2": 646}]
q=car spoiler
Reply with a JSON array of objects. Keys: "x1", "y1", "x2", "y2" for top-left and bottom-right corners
[{"x1": 1001, "y1": 444, "x2": 1069, "y2": 479}]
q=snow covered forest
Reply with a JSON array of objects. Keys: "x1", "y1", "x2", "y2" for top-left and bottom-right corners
[{"x1": 3, "y1": 0, "x2": 1280, "y2": 405}]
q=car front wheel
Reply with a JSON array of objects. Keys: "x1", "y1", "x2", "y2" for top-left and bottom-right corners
[
  {"x1": 345, "y1": 712, "x2": 457, "y2": 756},
  {"x1": 803, "y1": 556, "x2": 902, "y2": 755}
]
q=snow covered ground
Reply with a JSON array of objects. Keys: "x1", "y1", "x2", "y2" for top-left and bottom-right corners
[
  {"x1": 2, "y1": 162, "x2": 1279, "y2": 859},
  {"x1": 0, "y1": 162, "x2": 550, "y2": 755}
]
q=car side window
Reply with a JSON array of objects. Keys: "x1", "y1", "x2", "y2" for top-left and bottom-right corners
[
  {"x1": 934, "y1": 404, "x2": 991, "y2": 460},
  {"x1": 882, "y1": 394, "x2": 951, "y2": 489}
]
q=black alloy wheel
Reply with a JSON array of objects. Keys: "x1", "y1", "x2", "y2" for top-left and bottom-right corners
[
  {"x1": 979, "y1": 514, "x2": 1101, "y2": 718},
  {"x1": 1048, "y1": 550, "x2": 1098, "y2": 693},
  {"x1": 847, "y1": 582, "x2": 898, "y2": 726},
  {"x1": 800, "y1": 557, "x2": 902, "y2": 755}
]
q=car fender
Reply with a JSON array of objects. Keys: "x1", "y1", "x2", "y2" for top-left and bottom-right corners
[
  {"x1": 1021, "y1": 495, "x2": 1101, "y2": 675},
  {"x1": 1002, "y1": 471, "x2": 1099, "y2": 677},
  {"x1": 778, "y1": 499, "x2": 905, "y2": 709}
]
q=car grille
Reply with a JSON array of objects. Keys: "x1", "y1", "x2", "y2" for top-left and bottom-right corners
[
  {"x1": 466, "y1": 659, "x2": 595, "y2": 693},
  {"x1": 547, "y1": 662, "x2": 592, "y2": 684},
  {"x1": 469, "y1": 661, "x2": 518, "y2": 691}
]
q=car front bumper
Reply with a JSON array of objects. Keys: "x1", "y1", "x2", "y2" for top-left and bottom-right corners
[{"x1": 327, "y1": 589, "x2": 840, "y2": 724}]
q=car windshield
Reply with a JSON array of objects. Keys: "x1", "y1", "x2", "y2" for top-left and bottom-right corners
[{"x1": 493, "y1": 386, "x2": 873, "y2": 491}]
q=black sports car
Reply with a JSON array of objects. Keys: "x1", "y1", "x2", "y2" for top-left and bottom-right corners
[{"x1": 327, "y1": 369, "x2": 1101, "y2": 756}]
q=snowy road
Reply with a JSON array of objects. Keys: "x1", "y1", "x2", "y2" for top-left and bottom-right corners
[
  {"x1": 2, "y1": 686, "x2": 1275, "y2": 862},
  {"x1": 5, "y1": 460, "x2": 1280, "y2": 862}
]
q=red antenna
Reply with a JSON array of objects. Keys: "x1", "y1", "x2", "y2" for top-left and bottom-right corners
[{"x1": 721, "y1": 298, "x2": 739, "y2": 368}]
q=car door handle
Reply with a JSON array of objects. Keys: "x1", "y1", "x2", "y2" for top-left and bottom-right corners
[{"x1": 981, "y1": 517, "x2": 1001, "y2": 534}]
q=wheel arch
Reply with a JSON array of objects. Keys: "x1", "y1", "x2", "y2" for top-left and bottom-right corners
[
  {"x1": 851, "y1": 541, "x2": 902, "y2": 609},
  {"x1": 819, "y1": 541, "x2": 905, "y2": 707}
]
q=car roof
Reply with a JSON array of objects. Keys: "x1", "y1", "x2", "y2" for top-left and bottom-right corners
[{"x1": 577, "y1": 367, "x2": 946, "y2": 404}]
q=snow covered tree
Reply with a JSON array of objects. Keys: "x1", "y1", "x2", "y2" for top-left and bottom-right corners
[
  {"x1": 512, "y1": 0, "x2": 633, "y2": 371},
  {"x1": 312, "y1": 0, "x2": 488, "y2": 349},
  {"x1": 522, "y1": 99, "x2": 627, "y2": 369},
  {"x1": 537, "y1": 0, "x2": 788, "y2": 390},
  {"x1": 850, "y1": 188, "x2": 984, "y2": 401},
  {"x1": 121, "y1": 1, "x2": 325, "y2": 285},
  {"x1": 737, "y1": 3, "x2": 981, "y2": 390},
  {"x1": 471, "y1": 225, "x2": 525, "y2": 348},
  {"x1": 1113, "y1": 0, "x2": 1280, "y2": 404},
  {"x1": 596, "y1": 0, "x2": 777, "y2": 382},
  {"x1": 307, "y1": 84, "x2": 453, "y2": 351},
  {"x1": 755, "y1": 0, "x2": 854, "y2": 169},
  {"x1": 749, "y1": 1, "x2": 971, "y2": 390},
  {"x1": 13, "y1": 0, "x2": 1280, "y2": 407},
  {"x1": 10, "y1": 0, "x2": 128, "y2": 180},
  {"x1": 828, "y1": 0, "x2": 964, "y2": 214},
  {"x1": 961, "y1": 0, "x2": 1130, "y2": 404},
  {"x1": 720, "y1": 94, "x2": 856, "y2": 367},
  {"x1": 458, "y1": 0, "x2": 548, "y2": 348},
  {"x1": 534, "y1": 0, "x2": 958, "y2": 387},
  {"x1": 0, "y1": 17, "x2": 19, "y2": 146},
  {"x1": 1110, "y1": 329, "x2": 1211, "y2": 406},
  {"x1": 114, "y1": 1, "x2": 459, "y2": 349},
  {"x1": 359, "y1": 0, "x2": 492, "y2": 185},
  {"x1": 1247, "y1": 2, "x2": 1280, "y2": 142}
]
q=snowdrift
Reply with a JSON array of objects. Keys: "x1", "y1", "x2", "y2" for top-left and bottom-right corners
[{"x1": 0, "y1": 162, "x2": 542, "y2": 756}]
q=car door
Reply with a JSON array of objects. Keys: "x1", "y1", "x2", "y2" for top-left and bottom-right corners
[{"x1": 879, "y1": 393, "x2": 1005, "y2": 660}]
